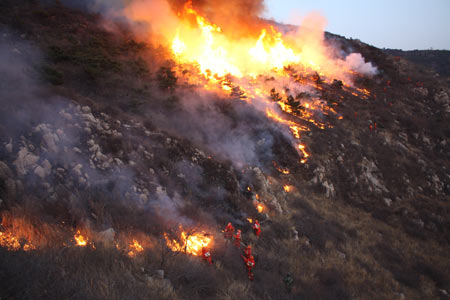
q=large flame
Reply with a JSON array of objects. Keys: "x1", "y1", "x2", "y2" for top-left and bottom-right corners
[
  {"x1": 124, "y1": 0, "x2": 376, "y2": 166},
  {"x1": 74, "y1": 230, "x2": 88, "y2": 247},
  {"x1": 128, "y1": 239, "x2": 144, "y2": 257},
  {"x1": 164, "y1": 227, "x2": 212, "y2": 256}
]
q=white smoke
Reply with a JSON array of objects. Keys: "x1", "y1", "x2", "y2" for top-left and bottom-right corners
[{"x1": 343, "y1": 53, "x2": 378, "y2": 76}]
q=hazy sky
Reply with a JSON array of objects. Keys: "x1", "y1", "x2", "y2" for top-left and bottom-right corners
[{"x1": 264, "y1": 0, "x2": 450, "y2": 50}]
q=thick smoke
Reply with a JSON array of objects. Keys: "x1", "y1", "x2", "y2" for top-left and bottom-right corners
[
  {"x1": 169, "y1": 0, "x2": 266, "y2": 37},
  {"x1": 343, "y1": 53, "x2": 378, "y2": 76},
  {"x1": 0, "y1": 32, "x2": 213, "y2": 232}
]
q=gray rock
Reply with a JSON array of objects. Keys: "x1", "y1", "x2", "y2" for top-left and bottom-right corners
[
  {"x1": 434, "y1": 91, "x2": 449, "y2": 104},
  {"x1": 96, "y1": 151, "x2": 108, "y2": 162},
  {"x1": 59, "y1": 111, "x2": 73, "y2": 121},
  {"x1": 5, "y1": 139, "x2": 13, "y2": 153},
  {"x1": 337, "y1": 251, "x2": 346, "y2": 259},
  {"x1": 154, "y1": 270, "x2": 164, "y2": 279},
  {"x1": 323, "y1": 181, "x2": 335, "y2": 198},
  {"x1": 42, "y1": 160, "x2": 52, "y2": 176},
  {"x1": 34, "y1": 166, "x2": 46, "y2": 179},
  {"x1": 139, "y1": 194, "x2": 149, "y2": 204},
  {"x1": 291, "y1": 227, "x2": 299, "y2": 240},
  {"x1": 97, "y1": 228, "x2": 115, "y2": 248},
  {"x1": 0, "y1": 161, "x2": 13, "y2": 179},
  {"x1": 383, "y1": 198, "x2": 392, "y2": 207},
  {"x1": 359, "y1": 157, "x2": 388, "y2": 194},
  {"x1": 422, "y1": 135, "x2": 431, "y2": 145},
  {"x1": 412, "y1": 218, "x2": 424, "y2": 228},
  {"x1": 43, "y1": 132, "x2": 59, "y2": 153},
  {"x1": 73, "y1": 164, "x2": 83, "y2": 176},
  {"x1": 81, "y1": 106, "x2": 91, "y2": 113}
]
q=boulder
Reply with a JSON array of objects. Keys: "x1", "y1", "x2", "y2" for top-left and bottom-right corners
[
  {"x1": 34, "y1": 166, "x2": 46, "y2": 179},
  {"x1": 434, "y1": 91, "x2": 449, "y2": 104},
  {"x1": 43, "y1": 132, "x2": 59, "y2": 153},
  {"x1": 5, "y1": 139, "x2": 13, "y2": 153},
  {"x1": 154, "y1": 270, "x2": 164, "y2": 279},
  {"x1": 97, "y1": 228, "x2": 115, "y2": 248},
  {"x1": 359, "y1": 157, "x2": 388, "y2": 194},
  {"x1": 0, "y1": 161, "x2": 13, "y2": 179},
  {"x1": 42, "y1": 160, "x2": 52, "y2": 176}
]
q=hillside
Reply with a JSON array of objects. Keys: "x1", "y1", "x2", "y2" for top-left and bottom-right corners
[
  {"x1": 384, "y1": 49, "x2": 450, "y2": 78},
  {"x1": 0, "y1": 1, "x2": 449, "y2": 300}
]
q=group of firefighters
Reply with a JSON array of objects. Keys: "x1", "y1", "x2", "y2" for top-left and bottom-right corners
[{"x1": 201, "y1": 220, "x2": 261, "y2": 281}]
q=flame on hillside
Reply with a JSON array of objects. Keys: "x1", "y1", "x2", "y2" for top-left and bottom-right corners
[
  {"x1": 164, "y1": 227, "x2": 213, "y2": 256},
  {"x1": 128, "y1": 239, "x2": 144, "y2": 257},
  {"x1": 124, "y1": 0, "x2": 377, "y2": 166},
  {"x1": 74, "y1": 230, "x2": 88, "y2": 247},
  {"x1": 256, "y1": 202, "x2": 265, "y2": 213}
]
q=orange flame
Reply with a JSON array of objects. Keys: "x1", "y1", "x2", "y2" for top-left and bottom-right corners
[
  {"x1": 256, "y1": 203, "x2": 265, "y2": 213},
  {"x1": 74, "y1": 230, "x2": 88, "y2": 247},
  {"x1": 0, "y1": 231, "x2": 34, "y2": 251},
  {"x1": 283, "y1": 185, "x2": 291, "y2": 192},
  {"x1": 273, "y1": 161, "x2": 290, "y2": 174},
  {"x1": 247, "y1": 218, "x2": 253, "y2": 223},
  {"x1": 164, "y1": 227, "x2": 212, "y2": 256},
  {"x1": 128, "y1": 239, "x2": 144, "y2": 257}
]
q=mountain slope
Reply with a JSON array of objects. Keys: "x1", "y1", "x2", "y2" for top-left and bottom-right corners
[{"x1": 0, "y1": 1, "x2": 449, "y2": 300}]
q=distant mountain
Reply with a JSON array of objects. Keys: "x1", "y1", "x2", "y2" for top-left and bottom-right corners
[{"x1": 384, "y1": 49, "x2": 450, "y2": 77}]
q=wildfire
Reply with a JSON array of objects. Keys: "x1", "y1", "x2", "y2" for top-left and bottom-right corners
[
  {"x1": 273, "y1": 161, "x2": 290, "y2": 174},
  {"x1": 0, "y1": 231, "x2": 35, "y2": 251},
  {"x1": 74, "y1": 230, "x2": 88, "y2": 247},
  {"x1": 256, "y1": 203, "x2": 265, "y2": 213},
  {"x1": 164, "y1": 227, "x2": 212, "y2": 256},
  {"x1": 283, "y1": 185, "x2": 291, "y2": 193},
  {"x1": 298, "y1": 144, "x2": 310, "y2": 163},
  {"x1": 247, "y1": 218, "x2": 253, "y2": 224},
  {"x1": 170, "y1": 1, "x2": 308, "y2": 79},
  {"x1": 128, "y1": 239, "x2": 144, "y2": 257}
]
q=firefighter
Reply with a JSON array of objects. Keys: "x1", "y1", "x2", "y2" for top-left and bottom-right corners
[
  {"x1": 234, "y1": 229, "x2": 242, "y2": 248},
  {"x1": 368, "y1": 120, "x2": 373, "y2": 132},
  {"x1": 224, "y1": 222, "x2": 234, "y2": 240},
  {"x1": 244, "y1": 245, "x2": 252, "y2": 258},
  {"x1": 253, "y1": 219, "x2": 261, "y2": 237},
  {"x1": 202, "y1": 246, "x2": 213, "y2": 265},
  {"x1": 241, "y1": 254, "x2": 255, "y2": 281}
]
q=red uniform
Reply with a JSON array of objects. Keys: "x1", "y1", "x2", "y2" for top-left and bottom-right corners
[
  {"x1": 202, "y1": 247, "x2": 213, "y2": 265},
  {"x1": 253, "y1": 220, "x2": 261, "y2": 237},
  {"x1": 224, "y1": 222, "x2": 234, "y2": 239},
  {"x1": 234, "y1": 229, "x2": 241, "y2": 248},
  {"x1": 244, "y1": 245, "x2": 252, "y2": 257},
  {"x1": 242, "y1": 254, "x2": 255, "y2": 281}
]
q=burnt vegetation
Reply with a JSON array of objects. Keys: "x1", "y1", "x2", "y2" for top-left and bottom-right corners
[{"x1": 0, "y1": 1, "x2": 449, "y2": 300}]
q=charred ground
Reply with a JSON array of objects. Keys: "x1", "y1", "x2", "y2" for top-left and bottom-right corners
[{"x1": 0, "y1": 1, "x2": 449, "y2": 300}]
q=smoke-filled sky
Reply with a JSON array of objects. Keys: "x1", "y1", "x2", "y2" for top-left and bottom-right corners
[{"x1": 264, "y1": 0, "x2": 450, "y2": 50}]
